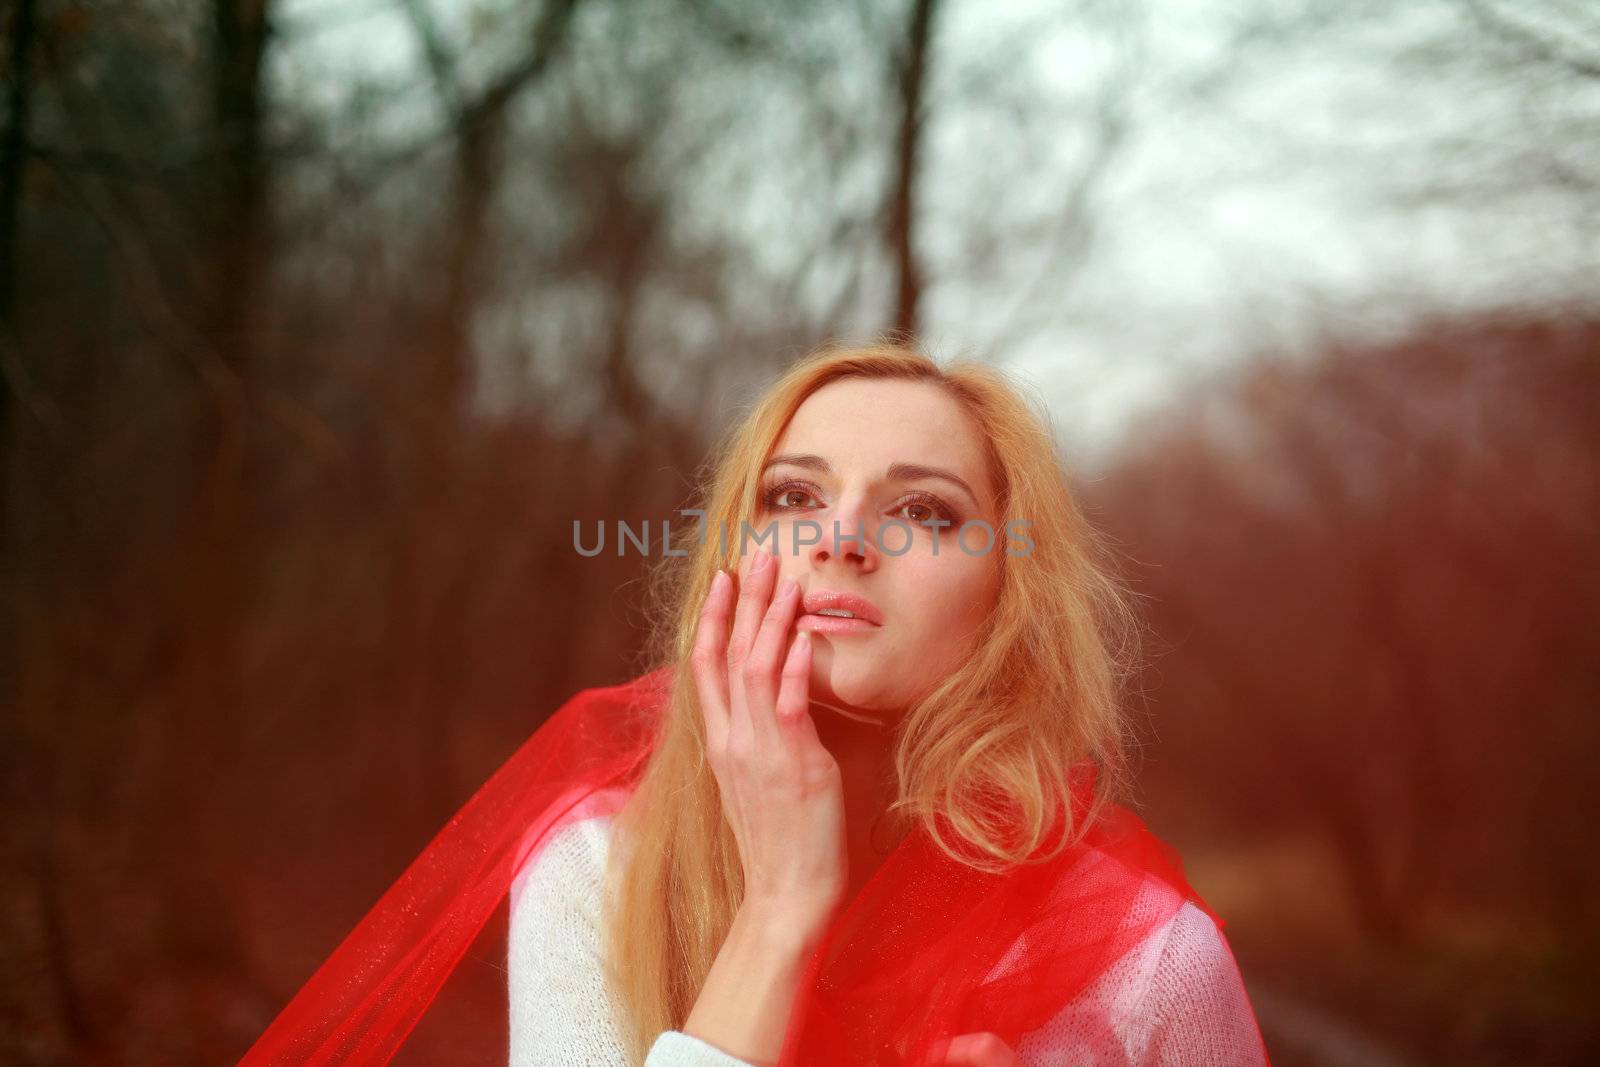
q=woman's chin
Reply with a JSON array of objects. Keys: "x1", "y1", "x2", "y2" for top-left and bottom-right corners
[{"x1": 808, "y1": 670, "x2": 889, "y2": 720}]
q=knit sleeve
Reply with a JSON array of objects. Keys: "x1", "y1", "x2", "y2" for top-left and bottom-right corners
[
  {"x1": 507, "y1": 815, "x2": 756, "y2": 1067},
  {"x1": 1011, "y1": 897, "x2": 1270, "y2": 1066},
  {"x1": 1135, "y1": 904, "x2": 1270, "y2": 1066}
]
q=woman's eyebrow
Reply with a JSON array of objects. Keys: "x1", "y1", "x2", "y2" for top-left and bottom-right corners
[{"x1": 762, "y1": 453, "x2": 982, "y2": 509}]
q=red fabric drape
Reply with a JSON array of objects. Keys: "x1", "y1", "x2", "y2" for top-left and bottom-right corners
[{"x1": 239, "y1": 667, "x2": 1261, "y2": 1066}]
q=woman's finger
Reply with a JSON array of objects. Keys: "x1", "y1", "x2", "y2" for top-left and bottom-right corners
[
  {"x1": 744, "y1": 576, "x2": 803, "y2": 738},
  {"x1": 929, "y1": 1033, "x2": 1018, "y2": 1067},
  {"x1": 726, "y1": 547, "x2": 777, "y2": 666},
  {"x1": 725, "y1": 548, "x2": 778, "y2": 740},
  {"x1": 690, "y1": 568, "x2": 734, "y2": 749},
  {"x1": 772, "y1": 631, "x2": 823, "y2": 752}
]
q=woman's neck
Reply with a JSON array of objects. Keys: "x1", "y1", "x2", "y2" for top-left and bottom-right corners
[
  {"x1": 810, "y1": 699, "x2": 895, "y2": 797},
  {"x1": 809, "y1": 701, "x2": 908, "y2": 900}
]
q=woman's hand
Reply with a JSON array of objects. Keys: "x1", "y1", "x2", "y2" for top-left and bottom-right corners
[
  {"x1": 691, "y1": 547, "x2": 849, "y2": 940},
  {"x1": 927, "y1": 1032, "x2": 1020, "y2": 1067}
]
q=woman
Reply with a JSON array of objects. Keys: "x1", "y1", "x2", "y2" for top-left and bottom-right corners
[
  {"x1": 506, "y1": 343, "x2": 1269, "y2": 1065},
  {"x1": 240, "y1": 341, "x2": 1269, "y2": 1066}
]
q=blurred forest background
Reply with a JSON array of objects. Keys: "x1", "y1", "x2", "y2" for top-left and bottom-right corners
[{"x1": 2, "y1": 0, "x2": 1597, "y2": 1063}]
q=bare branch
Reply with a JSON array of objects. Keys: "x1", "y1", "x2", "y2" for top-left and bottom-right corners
[
  {"x1": 982, "y1": 11, "x2": 1145, "y2": 354},
  {"x1": 397, "y1": 0, "x2": 465, "y2": 115},
  {"x1": 887, "y1": 0, "x2": 937, "y2": 337},
  {"x1": 1456, "y1": 0, "x2": 1600, "y2": 80}
]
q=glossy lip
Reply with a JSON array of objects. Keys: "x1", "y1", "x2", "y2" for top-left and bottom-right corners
[
  {"x1": 799, "y1": 590, "x2": 884, "y2": 627},
  {"x1": 796, "y1": 613, "x2": 878, "y2": 634}
]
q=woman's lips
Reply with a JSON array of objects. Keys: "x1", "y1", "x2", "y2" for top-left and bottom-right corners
[
  {"x1": 799, "y1": 590, "x2": 884, "y2": 625},
  {"x1": 795, "y1": 613, "x2": 880, "y2": 635}
]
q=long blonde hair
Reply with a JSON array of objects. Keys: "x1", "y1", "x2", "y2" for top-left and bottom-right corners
[{"x1": 603, "y1": 339, "x2": 1143, "y2": 1062}]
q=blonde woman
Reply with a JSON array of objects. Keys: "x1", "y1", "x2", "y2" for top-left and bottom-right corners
[
  {"x1": 241, "y1": 341, "x2": 1270, "y2": 1066},
  {"x1": 508, "y1": 343, "x2": 1269, "y2": 1065}
]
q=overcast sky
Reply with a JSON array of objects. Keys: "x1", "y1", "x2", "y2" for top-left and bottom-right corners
[{"x1": 271, "y1": 0, "x2": 1599, "y2": 466}]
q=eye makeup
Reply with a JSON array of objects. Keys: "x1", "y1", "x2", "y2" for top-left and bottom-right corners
[{"x1": 756, "y1": 477, "x2": 960, "y2": 526}]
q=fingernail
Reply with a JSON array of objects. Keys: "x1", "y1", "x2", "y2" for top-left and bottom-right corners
[{"x1": 711, "y1": 569, "x2": 728, "y2": 593}]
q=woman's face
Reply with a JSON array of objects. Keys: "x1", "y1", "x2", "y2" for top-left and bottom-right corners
[{"x1": 737, "y1": 377, "x2": 1003, "y2": 719}]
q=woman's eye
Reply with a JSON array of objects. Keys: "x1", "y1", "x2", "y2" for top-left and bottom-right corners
[
  {"x1": 763, "y1": 482, "x2": 819, "y2": 510},
  {"x1": 763, "y1": 482, "x2": 953, "y2": 526},
  {"x1": 775, "y1": 489, "x2": 813, "y2": 508},
  {"x1": 895, "y1": 498, "x2": 955, "y2": 526}
]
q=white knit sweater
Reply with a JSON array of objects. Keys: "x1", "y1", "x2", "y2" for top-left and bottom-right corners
[{"x1": 507, "y1": 816, "x2": 1268, "y2": 1066}]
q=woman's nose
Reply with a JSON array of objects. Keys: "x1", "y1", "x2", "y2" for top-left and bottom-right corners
[{"x1": 808, "y1": 495, "x2": 880, "y2": 570}]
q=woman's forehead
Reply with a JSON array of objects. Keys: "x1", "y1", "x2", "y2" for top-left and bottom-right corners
[
  {"x1": 780, "y1": 380, "x2": 982, "y2": 458},
  {"x1": 772, "y1": 380, "x2": 993, "y2": 503}
]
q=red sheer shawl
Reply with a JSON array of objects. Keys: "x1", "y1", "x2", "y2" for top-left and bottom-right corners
[{"x1": 239, "y1": 667, "x2": 1243, "y2": 1066}]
